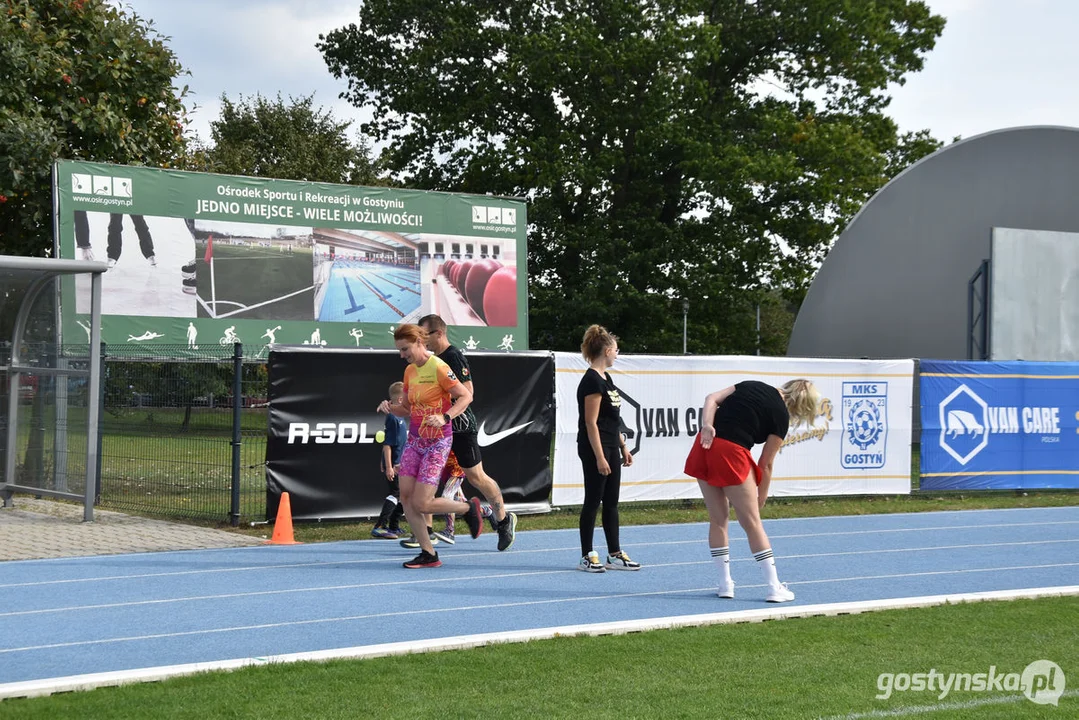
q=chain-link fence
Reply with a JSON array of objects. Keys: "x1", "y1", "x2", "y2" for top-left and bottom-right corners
[{"x1": 94, "y1": 344, "x2": 267, "y2": 524}]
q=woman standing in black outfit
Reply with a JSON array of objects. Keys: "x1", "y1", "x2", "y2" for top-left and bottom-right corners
[{"x1": 576, "y1": 325, "x2": 639, "y2": 573}]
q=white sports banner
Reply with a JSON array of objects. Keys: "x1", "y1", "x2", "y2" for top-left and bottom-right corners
[{"x1": 553, "y1": 353, "x2": 915, "y2": 505}]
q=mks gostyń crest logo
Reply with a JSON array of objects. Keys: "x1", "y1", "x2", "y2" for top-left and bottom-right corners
[{"x1": 842, "y1": 382, "x2": 888, "y2": 468}]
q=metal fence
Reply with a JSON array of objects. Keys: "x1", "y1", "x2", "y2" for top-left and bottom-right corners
[
  {"x1": 2, "y1": 342, "x2": 94, "y2": 509},
  {"x1": 93, "y1": 344, "x2": 267, "y2": 524}
]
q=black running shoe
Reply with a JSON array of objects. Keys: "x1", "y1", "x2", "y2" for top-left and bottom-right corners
[
  {"x1": 464, "y1": 497, "x2": 484, "y2": 539},
  {"x1": 403, "y1": 550, "x2": 441, "y2": 569},
  {"x1": 496, "y1": 512, "x2": 518, "y2": 551}
]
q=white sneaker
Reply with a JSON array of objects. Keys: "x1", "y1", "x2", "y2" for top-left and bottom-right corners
[
  {"x1": 578, "y1": 551, "x2": 605, "y2": 573},
  {"x1": 432, "y1": 526, "x2": 455, "y2": 545},
  {"x1": 605, "y1": 550, "x2": 641, "y2": 571},
  {"x1": 78, "y1": 247, "x2": 95, "y2": 261},
  {"x1": 766, "y1": 583, "x2": 795, "y2": 603},
  {"x1": 107, "y1": 258, "x2": 117, "y2": 268},
  {"x1": 148, "y1": 255, "x2": 157, "y2": 266},
  {"x1": 717, "y1": 581, "x2": 735, "y2": 599}
]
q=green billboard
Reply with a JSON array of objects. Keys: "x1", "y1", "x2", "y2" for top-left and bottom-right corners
[{"x1": 54, "y1": 160, "x2": 528, "y2": 355}]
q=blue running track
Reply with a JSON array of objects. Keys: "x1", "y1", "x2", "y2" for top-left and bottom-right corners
[{"x1": 2, "y1": 507, "x2": 1077, "y2": 695}]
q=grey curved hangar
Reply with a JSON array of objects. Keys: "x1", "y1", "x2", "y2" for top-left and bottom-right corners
[{"x1": 788, "y1": 125, "x2": 1079, "y2": 361}]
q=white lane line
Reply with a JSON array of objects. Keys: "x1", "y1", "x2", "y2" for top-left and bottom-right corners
[
  {"x1": 5, "y1": 537, "x2": 1079, "y2": 614},
  {"x1": 5, "y1": 505, "x2": 1075, "y2": 570},
  {"x1": 19, "y1": 536, "x2": 1065, "y2": 618},
  {"x1": 2, "y1": 586, "x2": 1077, "y2": 700},
  {"x1": 4, "y1": 519, "x2": 1078, "y2": 590},
  {"x1": 817, "y1": 689, "x2": 1079, "y2": 719},
  {"x1": 766, "y1": 519, "x2": 1079, "y2": 540},
  {"x1": 2, "y1": 562, "x2": 1078, "y2": 653}
]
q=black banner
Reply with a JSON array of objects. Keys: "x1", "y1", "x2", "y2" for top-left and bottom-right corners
[{"x1": 266, "y1": 347, "x2": 554, "y2": 521}]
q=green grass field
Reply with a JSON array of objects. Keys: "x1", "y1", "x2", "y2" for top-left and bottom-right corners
[
  {"x1": 8, "y1": 405, "x2": 267, "y2": 520},
  {"x1": 197, "y1": 242, "x2": 314, "y2": 320},
  {"x1": 4, "y1": 597, "x2": 1075, "y2": 718}
]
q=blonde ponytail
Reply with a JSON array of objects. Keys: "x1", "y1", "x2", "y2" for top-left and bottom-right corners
[{"x1": 781, "y1": 378, "x2": 821, "y2": 428}]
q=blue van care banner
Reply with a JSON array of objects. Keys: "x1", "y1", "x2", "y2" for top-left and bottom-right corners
[{"x1": 920, "y1": 361, "x2": 1079, "y2": 490}]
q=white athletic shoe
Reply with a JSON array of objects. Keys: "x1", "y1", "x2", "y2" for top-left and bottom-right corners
[
  {"x1": 432, "y1": 525, "x2": 455, "y2": 545},
  {"x1": 717, "y1": 581, "x2": 735, "y2": 599},
  {"x1": 605, "y1": 550, "x2": 641, "y2": 571},
  {"x1": 148, "y1": 255, "x2": 157, "y2": 266},
  {"x1": 766, "y1": 583, "x2": 795, "y2": 603},
  {"x1": 78, "y1": 247, "x2": 95, "y2": 261},
  {"x1": 107, "y1": 258, "x2": 117, "y2": 269},
  {"x1": 578, "y1": 551, "x2": 605, "y2": 573}
]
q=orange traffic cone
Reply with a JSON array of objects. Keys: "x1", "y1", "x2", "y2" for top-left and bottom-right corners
[{"x1": 266, "y1": 491, "x2": 301, "y2": 544}]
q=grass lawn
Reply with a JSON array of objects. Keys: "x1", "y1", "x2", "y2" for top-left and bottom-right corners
[
  {"x1": 9, "y1": 405, "x2": 268, "y2": 520},
  {"x1": 4, "y1": 597, "x2": 1075, "y2": 718},
  {"x1": 196, "y1": 242, "x2": 314, "y2": 320}
]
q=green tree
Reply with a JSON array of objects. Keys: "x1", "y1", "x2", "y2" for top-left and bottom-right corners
[
  {"x1": 319, "y1": 0, "x2": 945, "y2": 353},
  {"x1": 188, "y1": 93, "x2": 378, "y2": 185},
  {"x1": 104, "y1": 359, "x2": 232, "y2": 432},
  {"x1": 0, "y1": 0, "x2": 189, "y2": 257}
]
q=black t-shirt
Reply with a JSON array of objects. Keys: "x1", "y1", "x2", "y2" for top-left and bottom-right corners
[
  {"x1": 437, "y1": 344, "x2": 478, "y2": 434},
  {"x1": 576, "y1": 368, "x2": 623, "y2": 448},
  {"x1": 712, "y1": 380, "x2": 790, "y2": 450}
]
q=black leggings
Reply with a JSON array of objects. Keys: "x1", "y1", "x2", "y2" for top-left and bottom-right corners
[
  {"x1": 74, "y1": 212, "x2": 155, "y2": 260},
  {"x1": 108, "y1": 214, "x2": 154, "y2": 261},
  {"x1": 578, "y1": 444, "x2": 622, "y2": 556}
]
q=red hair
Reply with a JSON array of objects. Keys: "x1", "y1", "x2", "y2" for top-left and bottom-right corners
[{"x1": 393, "y1": 323, "x2": 429, "y2": 345}]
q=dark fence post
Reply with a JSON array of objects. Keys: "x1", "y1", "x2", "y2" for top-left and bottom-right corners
[
  {"x1": 95, "y1": 343, "x2": 106, "y2": 504},
  {"x1": 230, "y1": 342, "x2": 242, "y2": 526}
]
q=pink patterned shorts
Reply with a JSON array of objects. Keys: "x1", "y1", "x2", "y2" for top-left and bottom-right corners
[{"x1": 399, "y1": 435, "x2": 453, "y2": 487}]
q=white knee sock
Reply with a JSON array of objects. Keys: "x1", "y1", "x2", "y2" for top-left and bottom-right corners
[
  {"x1": 710, "y1": 546, "x2": 732, "y2": 585},
  {"x1": 754, "y1": 547, "x2": 782, "y2": 588}
]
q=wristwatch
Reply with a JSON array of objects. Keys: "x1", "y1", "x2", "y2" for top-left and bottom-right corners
[{"x1": 443, "y1": 413, "x2": 451, "y2": 423}]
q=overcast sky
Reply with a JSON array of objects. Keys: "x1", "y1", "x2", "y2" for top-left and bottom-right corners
[{"x1": 118, "y1": 0, "x2": 1079, "y2": 146}]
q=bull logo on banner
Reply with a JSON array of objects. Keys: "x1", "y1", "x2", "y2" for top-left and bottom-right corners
[{"x1": 938, "y1": 384, "x2": 989, "y2": 465}]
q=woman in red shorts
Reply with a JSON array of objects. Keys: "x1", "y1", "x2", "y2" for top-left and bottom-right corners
[
  {"x1": 684, "y1": 378, "x2": 820, "y2": 602},
  {"x1": 377, "y1": 324, "x2": 484, "y2": 569}
]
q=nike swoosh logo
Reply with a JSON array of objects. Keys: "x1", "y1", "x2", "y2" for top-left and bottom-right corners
[{"x1": 477, "y1": 421, "x2": 534, "y2": 447}]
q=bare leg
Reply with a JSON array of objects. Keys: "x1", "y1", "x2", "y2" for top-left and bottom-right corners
[
  {"x1": 721, "y1": 470, "x2": 769, "y2": 554},
  {"x1": 411, "y1": 486, "x2": 469, "y2": 518},
  {"x1": 398, "y1": 475, "x2": 435, "y2": 555},
  {"x1": 464, "y1": 463, "x2": 506, "y2": 522},
  {"x1": 724, "y1": 469, "x2": 792, "y2": 600},
  {"x1": 699, "y1": 480, "x2": 734, "y2": 593},
  {"x1": 697, "y1": 480, "x2": 731, "y2": 548}
]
